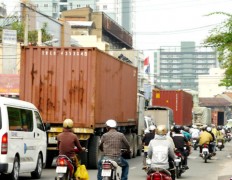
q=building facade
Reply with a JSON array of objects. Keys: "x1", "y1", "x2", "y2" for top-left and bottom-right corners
[
  {"x1": 28, "y1": 0, "x2": 132, "y2": 33},
  {"x1": 155, "y1": 41, "x2": 218, "y2": 91}
]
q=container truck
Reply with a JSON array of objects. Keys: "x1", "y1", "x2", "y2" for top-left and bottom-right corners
[
  {"x1": 19, "y1": 46, "x2": 142, "y2": 169},
  {"x1": 152, "y1": 90, "x2": 193, "y2": 126},
  {"x1": 144, "y1": 106, "x2": 174, "y2": 130},
  {"x1": 192, "y1": 106, "x2": 212, "y2": 127}
]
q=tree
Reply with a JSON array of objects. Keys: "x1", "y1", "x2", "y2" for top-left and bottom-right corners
[
  {"x1": 203, "y1": 12, "x2": 232, "y2": 87},
  {"x1": 2, "y1": 21, "x2": 52, "y2": 45}
]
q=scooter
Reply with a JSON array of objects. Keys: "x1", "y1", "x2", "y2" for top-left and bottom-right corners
[
  {"x1": 174, "y1": 150, "x2": 186, "y2": 178},
  {"x1": 147, "y1": 167, "x2": 172, "y2": 180},
  {"x1": 145, "y1": 158, "x2": 172, "y2": 180},
  {"x1": 55, "y1": 154, "x2": 75, "y2": 180},
  {"x1": 55, "y1": 147, "x2": 86, "y2": 180},
  {"x1": 192, "y1": 138, "x2": 198, "y2": 150},
  {"x1": 201, "y1": 144, "x2": 211, "y2": 163},
  {"x1": 217, "y1": 139, "x2": 224, "y2": 151}
]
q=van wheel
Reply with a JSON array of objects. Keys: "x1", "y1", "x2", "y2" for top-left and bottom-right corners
[
  {"x1": 31, "y1": 154, "x2": 43, "y2": 179},
  {"x1": 8, "y1": 156, "x2": 19, "y2": 180}
]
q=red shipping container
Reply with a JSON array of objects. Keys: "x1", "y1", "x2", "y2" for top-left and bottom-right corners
[
  {"x1": 20, "y1": 46, "x2": 138, "y2": 128},
  {"x1": 152, "y1": 90, "x2": 193, "y2": 126}
]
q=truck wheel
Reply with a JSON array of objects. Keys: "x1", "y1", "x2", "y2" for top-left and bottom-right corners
[
  {"x1": 88, "y1": 135, "x2": 101, "y2": 169},
  {"x1": 125, "y1": 134, "x2": 133, "y2": 159},
  {"x1": 132, "y1": 134, "x2": 138, "y2": 158}
]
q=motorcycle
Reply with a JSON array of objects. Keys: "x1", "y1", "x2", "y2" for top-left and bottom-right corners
[
  {"x1": 225, "y1": 132, "x2": 231, "y2": 142},
  {"x1": 146, "y1": 167, "x2": 172, "y2": 180},
  {"x1": 174, "y1": 150, "x2": 186, "y2": 178},
  {"x1": 145, "y1": 158, "x2": 172, "y2": 180},
  {"x1": 201, "y1": 144, "x2": 211, "y2": 163},
  {"x1": 55, "y1": 155, "x2": 75, "y2": 180},
  {"x1": 55, "y1": 147, "x2": 87, "y2": 180},
  {"x1": 217, "y1": 139, "x2": 224, "y2": 151},
  {"x1": 101, "y1": 158, "x2": 120, "y2": 180},
  {"x1": 101, "y1": 149, "x2": 129, "y2": 180},
  {"x1": 192, "y1": 138, "x2": 198, "y2": 150}
]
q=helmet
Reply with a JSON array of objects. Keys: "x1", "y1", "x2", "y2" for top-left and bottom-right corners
[
  {"x1": 217, "y1": 125, "x2": 222, "y2": 130},
  {"x1": 173, "y1": 125, "x2": 182, "y2": 133},
  {"x1": 106, "y1": 119, "x2": 117, "y2": 128},
  {"x1": 192, "y1": 125, "x2": 197, "y2": 129},
  {"x1": 63, "y1": 119, "x2": 74, "y2": 129},
  {"x1": 156, "y1": 125, "x2": 167, "y2": 135},
  {"x1": 144, "y1": 129, "x2": 150, "y2": 134},
  {"x1": 183, "y1": 126, "x2": 189, "y2": 132},
  {"x1": 206, "y1": 127, "x2": 212, "y2": 132},
  {"x1": 149, "y1": 125, "x2": 156, "y2": 131}
]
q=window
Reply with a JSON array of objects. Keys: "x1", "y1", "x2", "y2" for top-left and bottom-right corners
[
  {"x1": 8, "y1": 107, "x2": 33, "y2": 132},
  {"x1": 103, "y1": 5, "x2": 107, "y2": 10},
  {"x1": 34, "y1": 111, "x2": 45, "y2": 131}
]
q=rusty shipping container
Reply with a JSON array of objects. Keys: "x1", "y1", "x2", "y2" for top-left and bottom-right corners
[
  {"x1": 20, "y1": 46, "x2": 138, "y2": 128},
  {"x1": 152, "y1": 90, "x2": 193, "y2": 126}
]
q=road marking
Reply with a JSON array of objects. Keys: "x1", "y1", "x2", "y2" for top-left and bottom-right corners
[{"x1": 130, "y1": 167, "x2": 137, "y2": 170}]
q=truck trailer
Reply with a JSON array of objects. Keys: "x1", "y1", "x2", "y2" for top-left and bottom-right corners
[
  {"x1": 152, "y1": 90, "x2": 193, "y2": 126},
  {"x1": 192, "y1": 106, "x2": 212, "y2": 127},
  {"x1": 19, "y1": 46, "x2": 142, "y2": 169}
]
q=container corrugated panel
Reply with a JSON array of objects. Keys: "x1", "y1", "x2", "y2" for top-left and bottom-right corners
[
  {"x1": 20, "y1": 46, "x2": 138, "y2": 128},
  {"x1": 152, "y1": 90, "x2": 193, "y2": 126}
]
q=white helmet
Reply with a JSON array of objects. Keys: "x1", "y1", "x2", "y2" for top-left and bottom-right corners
[
  {"x1": 206, "y1": 127, "x2": 212, "y2": 132},
  {"x1": 63, "y1": 119, "x2": 74, "y2": 129},
  {"x1": 106, "y1": 119, "x2": 117, "y2": 128},
  {"x1": 149, "y1": 125, "x2": 156, "y2": 131}
]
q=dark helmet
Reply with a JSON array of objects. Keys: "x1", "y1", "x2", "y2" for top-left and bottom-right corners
[
  {"x1": 173, "y1": 125, "x2": 182, "y2": 133},
  {"x1": 217, "y1": 125, "x2": 222, "y2": 131}
]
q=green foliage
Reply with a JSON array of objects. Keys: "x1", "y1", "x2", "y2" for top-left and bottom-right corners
[
  {"x1": 204, "y1": 12, "x2": 232, "y2": 87},
  {"x1": 2, "y1": 21, "x2": 52, "y2": 45}
]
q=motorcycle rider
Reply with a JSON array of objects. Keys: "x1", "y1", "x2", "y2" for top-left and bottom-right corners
[
  {"x1": 142, "y1": 125, "x2": 156, "y2": 169},
  {"x1": 172, "y1": 125, "x2": 190, "y2": 170},
  {"x1": 97, "y1": 119, "x2": 130, "y2": 180},
  {"x1": 206, "y1": 126, "x2": 216, "y2": 155},
  {"x1": 147, "y1": 125, "x2": 176, "y2": 180},
  {"x1": 190, "y1": 125, "x2": 200, "y2": 147},
  {"x1": 198, "y1": 126, "x2": 213, "y2": 156},
  {"x1": 57, "y1": 119, "x2": 86, "y2": 174},
  {"x1": 216, "y1": 125, "x2": 225, "y2": 148}
]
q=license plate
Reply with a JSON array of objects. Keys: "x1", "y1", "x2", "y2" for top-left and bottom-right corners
[
  {"x1": 56, "y1": 166, "x2": 67, "y2": 173},
  {"x1": 175, "y1": 159, "x2": 181, "y2": 163},
  {"x1": 101, "y1": 169, "x2": 111, "y2": 177},
  {"x1": 202, "y1": 148, "x2": 208, "y2": 152},
  {"x1": 218, "y1": 142, "x2": 222, "y2": 145},
  {"x1": 193, "y1": 140, "x2": 196, "y2": 143}
]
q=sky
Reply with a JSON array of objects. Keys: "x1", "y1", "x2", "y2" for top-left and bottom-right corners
[
  {"x1": 2, "y1": 0, "x2": 232, "y2": 51},
  {"x1": 134, "y1": 0, "x2": 232, "y2": 51}
]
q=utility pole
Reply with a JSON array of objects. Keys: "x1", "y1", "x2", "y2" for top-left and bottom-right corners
[{"x1": 21, "y1": 0, "x2": 29, "y2": 46}]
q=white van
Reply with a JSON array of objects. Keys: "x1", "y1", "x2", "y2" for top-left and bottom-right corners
[{"x1": 0, "y1": 97, "x2": 47, "y2": 180}]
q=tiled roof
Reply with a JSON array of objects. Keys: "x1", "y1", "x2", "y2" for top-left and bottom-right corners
[{"x1": 199, "y1": 97, "x2": 232, "y2": 107}]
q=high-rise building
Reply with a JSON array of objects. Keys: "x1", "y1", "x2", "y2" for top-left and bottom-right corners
[
  {"x1": 155, "y1": 41, "x2": 218, "y2": 91},
  {"x1": 28, "y1": 0, "x2": 132, "y2": 33}
]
